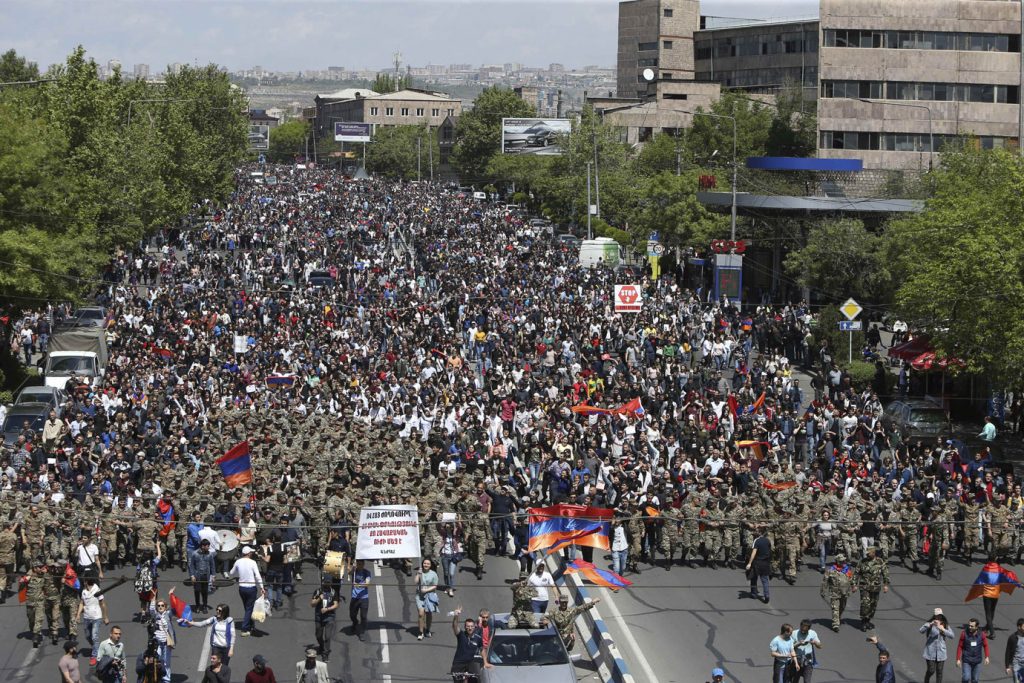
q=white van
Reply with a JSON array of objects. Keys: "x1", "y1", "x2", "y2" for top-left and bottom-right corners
[
  {"x1": 578, "y1": 237, "x2": 623, "y2": 269},
  {"x1": 472, "y1": 191, "x2": 487, "y2": 201}
]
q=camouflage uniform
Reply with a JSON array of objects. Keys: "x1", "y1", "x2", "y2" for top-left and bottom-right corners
[
  {"x1": 989, "y1": 502, "x2": 1013, "y2": 559},
  {"x1": 927, "y1": 506, "x2": 952, "y2": 580},
  {"x1": 549, "y1": 599, "x2": 597, "y2": 650},
  {"x1": 0, "y1": 524, "x2": 16, "y2": 600},
  {"x1": 961, "y1": 500, "x2": 982, "y2": 564},
  {"x1": 898, "y1": 503, "x2": 922, "y2": 570},
  {"x1": 57, "y1": 561, "x2": 80, "y2": 638},
  {"x1": 507, "y1": 577, "x2": 537, "y2": 629},
  {"x1": 820, "y1": 556, "x2": 854, "y2": 632},
  {"x1": 702, "y1": 502, "x2": 724, "y2": 568},
  {"x1": 856, "y1": 549, "x2": 889, "y2": 630},
  {"x1": 657, "y1": 506, "x2": 680, "y2": 569},
  {"x1": 23, "y1": 566, "x2": 52, "y2": 645},
  {"x1": 721, "y1": 502, "x2": 742, "y2": 568},
  {"x1": 627, "y1": 514, "x2": 645, "y2": 573},
  {"x1": 679, "y1": 500, "x2": 701, "y2": 568},
  {"x1": 781, "y1": 515, "x2": 804, "y2": 581}
]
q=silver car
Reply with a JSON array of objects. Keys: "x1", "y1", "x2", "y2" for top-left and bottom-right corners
[{"x1": 480, "y1": 620, "x2": 577, "y2": 683}]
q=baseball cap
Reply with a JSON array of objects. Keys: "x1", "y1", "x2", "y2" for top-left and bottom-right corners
[
  {"x1": 252, "y1": 655, "x2": 266, "y2": 665},
  {"x1": 241, "y1": 546, "x2": 255, "y2": 555},
  {"x1": 305, "y1": 647, "x2": 318, "y2": 657},
  {"x1": 712, "y1": 668, "x2": 725, "y2": 678}
]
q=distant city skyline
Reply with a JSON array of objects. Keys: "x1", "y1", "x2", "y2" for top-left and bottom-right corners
[{"x1": 1, "y1": 0, "x2": 819, "y2": 74}]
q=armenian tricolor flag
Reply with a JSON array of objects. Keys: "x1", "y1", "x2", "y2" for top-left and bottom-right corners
[
  {"x1": 565, "y1": 558, "x2": 632, "y2": 590},
  {"x1": 528, "y1": 504, "x2": 612, "y2": 554},
  {"x1": 965, "y1": 562, "x2": 1022, "y2": 602},
  {"x1": 216, "y1": 441, "x2": 254, "y2": 489},
  {"x1": 169, "y1": 591, "x2": 192, "y2": 626},
  {"x1": 157, "y1": 499, "x2": 176, "y2": 538},
  {"x1": 63, "y1": 564, "x2": 80, "y2": 591},
  {"x1": 570, "y1": 398, "x2": 644, "y2": 419},
  {"x1": 737, "y1": 440, "x2": 768, "y2": 461},
  {"x1": 266, "y1": 374, "x2": 296, "y2": 388}
]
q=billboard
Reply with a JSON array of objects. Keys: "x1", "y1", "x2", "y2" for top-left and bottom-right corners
[
  {"x1": 334, "y1": 121, "x2": 372, "y2": 143},
  {"x1": 248, "y1": 123, "x2": 269, "y2": 151},
  {"x1": 502, "y1": 117, "x2": 571, "y2": 155}
]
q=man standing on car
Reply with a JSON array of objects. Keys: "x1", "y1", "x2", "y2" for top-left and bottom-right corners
[{"x1": 450, "y1": 607, "x2": 483, "y2": 677}]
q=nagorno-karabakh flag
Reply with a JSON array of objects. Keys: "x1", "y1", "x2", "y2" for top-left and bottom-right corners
[
  {"x1": 965, "y1": 562, "x2": 1022, "y2": 602},
  {"x1": 528, "y1": 504, "x2": 613, "y2": 554},
  {"x1": 216, "y1": 441, "x2": 254, "y2": 489}
]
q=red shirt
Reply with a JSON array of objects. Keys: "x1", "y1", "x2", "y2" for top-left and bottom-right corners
[{"x1": 244, "y1": 666, "x2": 278, "y2": 683}]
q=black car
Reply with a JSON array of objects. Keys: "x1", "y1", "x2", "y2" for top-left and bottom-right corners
[
  {"x1": 307, "y1": 270, "x2": 337, "y2": 288},
  {"x1": 3, "y1": 403, "x2": 50, "y2": 446}
]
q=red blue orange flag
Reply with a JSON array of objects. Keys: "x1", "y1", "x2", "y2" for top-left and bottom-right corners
[
  {"x1": 527, "y1": 504, "x2": 613, "y2": 554},
  {"x1": 169, "y1": 591, "x2": 192, "y2": 626},
  {"x1": 965, "y1": 562, "x2": 1022, "y2": 602},
  {"x1": 565, "y1": 558, "x2": 632, "y2": 590},
  {"x1": 216, "y1": 441, "x2": 254, "y2": 489}
]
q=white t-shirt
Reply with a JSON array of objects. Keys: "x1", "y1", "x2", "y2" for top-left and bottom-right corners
[
  {"x1": 81, "y1": 584, "x2": 104, "y2": 620},
  {"x1": 527, "y1": 571, "x2": 554, "y2": 601},
  {"x1": 77, "y1": 542, "x2": 100, "y2": 569}
]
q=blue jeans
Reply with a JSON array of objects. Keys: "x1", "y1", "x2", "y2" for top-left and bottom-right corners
[
  {"x1": 961, "y1": 660, "x2": 981, "y2": 683},
  {"x1": 441, "y1": 555, "x2": 459, "y2": 590},
  {"x1": 750, "y1": 572, "x2": 770, "y2": 601},
  {"x1": 84, "y1": 617, "x2": 102, "y2": 658},
  {"x1": 157, "y1": 643, "x2": 171, "y2": 683},
  {"x1": 531, "y1": 599, "x2": 548, "y2": 615},
  {"x1": 265, "y1": 569, "x2": 283, "y2": 606},
  {"x1": 238, "y1": 586, "x2": 258, "y2": 632},
  {"x1": 612, "y1": 549, "x2": 628, "y2": 576}
]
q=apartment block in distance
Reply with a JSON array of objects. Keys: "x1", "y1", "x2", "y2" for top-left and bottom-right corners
[
  {"x1": 818, "y1": 0, "x2": 1023, "y2": 170},
  {"x1": 617, "y1": 0, "x2": 702, "y2": 98}
]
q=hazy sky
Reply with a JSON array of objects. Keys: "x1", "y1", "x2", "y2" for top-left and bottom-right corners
[{"x1": 0, "y1": 0, "x2": 820, "y2": 73}]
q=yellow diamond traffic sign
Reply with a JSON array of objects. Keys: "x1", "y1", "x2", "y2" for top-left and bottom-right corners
[{"x1": 840, "y1": 298, "x2": 862, "y2": 321}]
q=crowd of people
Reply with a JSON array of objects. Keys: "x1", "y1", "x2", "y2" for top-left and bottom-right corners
[{"x1": 0, "y1": 165, "x2": 1016, "y2": 682}]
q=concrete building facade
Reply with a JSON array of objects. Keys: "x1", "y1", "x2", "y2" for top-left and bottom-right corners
[
  {"x1": 817, "y1": 0, "x2": 1023, "y2": 170},
  {"x1": 312, "y1": 88, "x2": 461, "y2": 141},
  {"x1": 617, "y1": 0, "x2": 702, "y2": 98}
]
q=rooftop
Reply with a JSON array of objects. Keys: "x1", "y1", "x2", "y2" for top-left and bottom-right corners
[{"x1": 699, "y1": 14, "x2": 820, "y2": 31}]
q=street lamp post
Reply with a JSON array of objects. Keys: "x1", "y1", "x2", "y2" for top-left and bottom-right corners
[{"x1": 857, "y1": 97, "x2": 934, "y2": 170}]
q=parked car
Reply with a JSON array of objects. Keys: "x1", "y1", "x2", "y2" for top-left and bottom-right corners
[
  {"x1": 881, "y1": 399, "x2": 951, "y2": 441},
  {"x1": 3, "y1": 403, "x2": 51, "y2": 446},
  {"x1": 479, "y1": 616, "x2": 577, "y2": 683},
  {"x1": 14, "y1": 386, "x2": 67, "y2": 414},
  {"x1": 66, "y1": 306, "x2": 108, "y2": 328},
  {"x1": 555, "y1": 233, "x2": 581, "y2": 250}
]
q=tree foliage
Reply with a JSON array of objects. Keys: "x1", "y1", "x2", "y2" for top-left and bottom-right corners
[
  {"x1": 452, "y1": 87, "x2": 535, "y2": 182},
  {"x1": 0, "y1": 47, "x2": 247, "y2": 303},
  {"x1": 784, "y1": 218, "x2": 891, "y2": 303},
  {"x1": 372, "y1": 72, "x2": 412, "y2": 94},
  {"x1": 366, "y1": 124, "x2": 439, "y2": 181},
  {"x1": 885, "y1": 146, "x2": 1024, "y2": 385},
  {"x1": 627, "y1": 171, "x2": 729, "y2": 246},
  {"x1": 269, "y1": 120, "x2": 310, "y2": 162}
]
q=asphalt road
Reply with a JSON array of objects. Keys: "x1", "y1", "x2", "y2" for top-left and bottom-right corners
[
  {"x1": 591, "y1": 552, "x2": 1018, "y2": 683},
  {"x1": 0, "y1": 553, "x2": 596, "y2": 683}
]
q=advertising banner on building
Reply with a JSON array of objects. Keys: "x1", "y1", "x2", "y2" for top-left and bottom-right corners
[
  {"x1": 334, "y1": 121, "x2": 372, "y2": 143},
  {"x1": 614, "y1": 284, "x2": 643, "y2": 313},
  {"x1": 248, "y1": 123, "x2": 270, "y2": 151},
  {"x1": 355, "y1": 505, "x2": 421, "y2": 559},
  {"x1": 501, "y1": 118, "x2": 571, "y2": 155}
]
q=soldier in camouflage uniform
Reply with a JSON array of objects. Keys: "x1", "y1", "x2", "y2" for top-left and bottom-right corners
[
  {"x1": 23, "y1": 560, "x2": 52, "y2": 647},
  {"x1": 657, "y1": 502, "x2": 680, "y2": 570},
  {"x1": 626, "y1": 502, "x2": 645, "y2": 575},
  {"x1": 679, "y1": 497, "x2": 701, "y2": 569},
  {"x1": 897, "y1": 499, "x2": 922, "y2": 572},
  {"x1": 856, "y1": 547, "x2": 889, "y2": 631},
  {"x1": 878, "y1": 505, "x2": 899, "y2": 561},
  {"x1": 926, "y1": 504, "x2": 951, "y2": 581},
  {"x1": 961, "y1": 498, "x2": 983, "y2": 565},
  {"x1": 721, "y1": 498, "x2": 743, "y2": 569},
  {"x1": 0, "y1": 520, "x2": 17, "y2": 603},
  {"x1": 548, "y1": 594, "x2": 600, "y2": 650},
  {"x1": 988, "y1": 497, "x2": 1013, "y2": 561},
  {"x1": 781, "y1": 511, "x2": 804, "y2": 583},
  {"x1": 507, "y1": 571, "x2": 537, "y2": 629},
  {"x1": 702, "y1": 498, "x2": 723, "y2": 569},
  {"x1": 55, "y1": 559, "x2": 81, "y2": 639},
  {"x1": 820, "y1": 553, "x2": 855, "y2": 632},
  {"x1": 457, "y1": 492, "x2": 487, "y2": 580}
]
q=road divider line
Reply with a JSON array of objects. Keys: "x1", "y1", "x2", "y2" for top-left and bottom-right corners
[
  {"x1": 374, "y1": 562, "x2": 382, "y2": 577},
  {"x1": 197, "y1": 630, "x2": 211, "y2": 672},
  {"x1": 598, "y1": 584, "x2": 658, "y2": 683},
  {"x1": 376, "y1": 584, "x2": 386, "y2": 617},
  {"x1": 380, "y1": 627, "x2": 390, "y2": 664}
]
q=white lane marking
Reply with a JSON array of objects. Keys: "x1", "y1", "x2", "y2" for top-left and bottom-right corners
[
  {"x1": 197, "y1": 629, "x2": 211, "y2": 672},
  {"x1": 600, "y1": 586, "x2": 662, "y2": 683},
  {"x1": 16, "y1": 647, "x2": 39, "y2": 677},
  {"x1": 383, "y1": 675, "x2": 392, "y2": 683},
  {"x1": 376, "y1": 584, "x2": 386, "y2": 618},
  {"x1": 380, "y1": 627, "x2": 390, "y2": 663},
  {"x1": 374, "y1": 562, "x2": 382, "y2": 577}
]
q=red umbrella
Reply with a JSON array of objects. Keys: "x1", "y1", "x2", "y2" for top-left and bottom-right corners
[
  {"x1": 911, "y1": 351, "x2": 965, "y2": 371},
  {"x1": 888, "y1": 335, "x2": 932, "y2": 361}
]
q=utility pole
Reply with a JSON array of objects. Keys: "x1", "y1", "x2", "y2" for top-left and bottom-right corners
[
  {"x1": 586, "y1": 161, "x2": 593, "y2": 240},
  {"x1": 428, "y1": 126, "x2": 434, "y2": 181},
  {"x1": 393, "y1": 51, "x2": 402, "y2": 88},
  {"x1": 592, "y1": 127, "x2": 601, "y2": 217},
  {"x1": 675, "y1": 129, "x2": 681, "y2": 176},
  {"x1": 417, "y1": 136, "x2": 422, "y2": 181}
]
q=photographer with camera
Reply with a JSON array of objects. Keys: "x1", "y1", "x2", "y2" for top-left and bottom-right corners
[
  {"x1": 144, "y1": 589, "x2": 175, "y2": 683},
  {"x1": 135, "y1": 638, "x2": 165, "y2": 683},
  {"x1": 920, "y1": 608, "x2": 954, "y2": 683},
  {"x1": 792, "y1": 619, "x2": 823, "y2": 682}
]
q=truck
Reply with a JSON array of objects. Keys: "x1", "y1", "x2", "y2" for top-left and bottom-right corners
[
  {"x1": 578, "y1": 237, "x2": 623, "y2": 269},
  {"x1": 43, "y1": 325, "x2": 109, "y2": 390}
]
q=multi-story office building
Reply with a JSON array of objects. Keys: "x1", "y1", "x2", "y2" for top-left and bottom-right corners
[
  {"x1": 694, "y1": 17, "x2": 820, "y2": 96},
  {"x1": 617, "y1": 0, "x2": 702, "y2": 98},
  {"x1": 817, "y1": 0, "x2": 1023, "y2": 170},
  {"x1": 312, "y1": 88, "x2": 461, "y2": 141}
]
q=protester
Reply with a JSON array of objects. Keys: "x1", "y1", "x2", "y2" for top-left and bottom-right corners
[
  {"x1": 922, "y1": 608, "x2": 954, "y2": 683},
  {"x1": 245, "y1": 654, "x2": 277, "y2": 683},
  {"x1": 956, "y1": 618, "x2": 989, "y2": 683},
  {"x1": 59, "y1": 640, "x2": 81, "y2": 683},
  {"x1": 295, "y1": 647, "x2": 330, "y2": 683}
]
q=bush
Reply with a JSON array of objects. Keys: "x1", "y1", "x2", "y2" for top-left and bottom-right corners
[
  {"x1": 844, "y1": 359, "x2": 895, "y2": 395},
  {"x1": 0, "y1": 390, "x2": 13, "y2": 406}
]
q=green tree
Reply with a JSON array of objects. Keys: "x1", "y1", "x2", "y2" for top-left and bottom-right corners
[
  {"x1": 685, "y1": 91, "x2": 773, "y2": 164},
  {"x1": 372, "y1": 72, "x2": 412, "y2": 94},
  {"x1": 366, "y1": 124, "x2": 438, "y2": 180},
  {"x1": 765, "y1": 82, "x2": 817, "y2": 158},
  {"x1": 0, "y1": 49, "x2": 40, "y2": 83},
  {"x1": 885, "y1": 145, "x2": 1024, "y2": 384},
  {"x1": 269, "y1": 120, "x2": 310, "y2": 162},
  {"x1": 634, "y1": 131, "x2": 683, "y2": 176},
  {"x1": 452, "y1": 87, "x2": 535, "y2": 182},
  {"x1": 628, "y1": 171, "x2": 729, "y2": 246},
  {"x1": 783, "y1": 218, "x2": 891, "y2": 303}
]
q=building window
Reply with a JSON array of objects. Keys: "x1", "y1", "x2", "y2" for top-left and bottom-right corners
[
  {"x1": 663, "y1": 8, "x2": 673, "y2": 17},
  {"x1": 663, "y1": 40, "x2": 673, "y2": 49},
  {"x1": 447, "y1": 108, "x2": 455, "y2": 115},
  {"x1": 432, "y1": 108, "x2": 440, "y2": 116},
  {"x1": 824, "y1": 28, "x2": 1020, "y2": 53},
  {"x1": 370, "y1": 107, "x2": 378, "y2": 116},
  {"x1": 638, "y1": 58, "x2": 658, "y2": 67},
  {"x1": 385, "y1": 107, "x2": 394, "y2": 116},
  {"x1": 416, "y1": 107, "x2": 424, "y2": 116},
  {"x1": 662, "y1": 72, "x2": 673, "y2": 79},
  {"x1": 401, "y1": 107, "x2": 409, "y2": 116},
  {"x1": 638, "y1": 41, "x2": 658, "y2": 51}
]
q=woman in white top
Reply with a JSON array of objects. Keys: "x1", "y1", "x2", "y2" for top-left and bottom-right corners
[
  {"x1": 183, "y1": 603, "x2": 235, "y2": 664},
  {"x1": 77, "y1": 576, "x2": 108, "y2": 663}
]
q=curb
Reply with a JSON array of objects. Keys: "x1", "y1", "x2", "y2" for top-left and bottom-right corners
[{"x1": 548, "y1": 556, "x2": 635, "y2": 683}]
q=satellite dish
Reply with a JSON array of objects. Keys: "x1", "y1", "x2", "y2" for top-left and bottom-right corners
[{"x1": 642, "y1": 68, "x2": 656, "y2": 82}]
